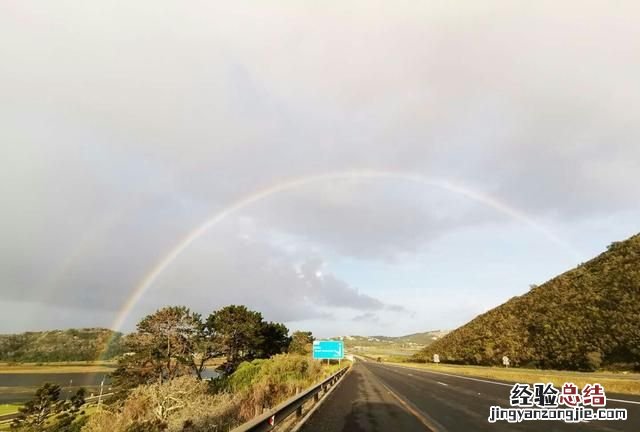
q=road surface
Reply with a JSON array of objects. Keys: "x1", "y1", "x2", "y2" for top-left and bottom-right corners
[{"x1": 299, "y1": 359, "x2": 640, "y2": 432}]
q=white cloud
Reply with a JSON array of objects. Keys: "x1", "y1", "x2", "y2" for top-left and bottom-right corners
[{"x1": 1, "y1": 1, "x2": 639, "y2": 333}]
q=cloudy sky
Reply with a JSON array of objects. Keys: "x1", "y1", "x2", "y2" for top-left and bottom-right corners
[{"x1": 1, "y1": 1, "x2": 639, "y2": 337}]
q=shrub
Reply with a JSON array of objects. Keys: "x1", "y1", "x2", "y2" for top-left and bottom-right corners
[
  {"x1": 82, "y1": 377, "x2": 237, "y2": 432},
  {"x1": 82, "y1": 354, "x2": 340, "y2": 432}
]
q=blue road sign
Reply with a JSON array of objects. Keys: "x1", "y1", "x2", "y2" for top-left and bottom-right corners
[{"x1": 312, "y1": 340, "x2": 344, "y2": 360}]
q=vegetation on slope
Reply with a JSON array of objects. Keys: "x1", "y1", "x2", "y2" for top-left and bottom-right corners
[
  {"x1": 339, "y1": 330, "x2": 448, "y2": 347},
  {"x1": 7, "y1": 305, "x2": 332, "y2": 432},
  {"x1": 84, "y1": 355, "x2": 341, "y2": 432},
  {"x1": 334, "y1": 331, "x2": 449, "y2": 358},
  {"x1": 110, "y1": 305, "x2": 292, "y2": 394},
  {"x1": 10, "y1": 383, "x2": 86, "y2": 432},
  {"x1": 415, "y1": 233, "x2": 640, "y2": 371},
  {"x1": 390, "y1": 330, "x2": 450, "y2": 345},
  {"x1": 0, "y1": 329, "x2": 125, "y2": 362}
]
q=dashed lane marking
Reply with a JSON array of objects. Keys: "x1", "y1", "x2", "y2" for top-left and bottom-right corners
[{"x1": 386, "y1": 364, "x2": 640, "y2": 405}]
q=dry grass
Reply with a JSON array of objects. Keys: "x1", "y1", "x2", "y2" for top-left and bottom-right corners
[
  {"x1": 203, "y1": 357, "x2": 225, "y2": 367},
  {"x1": 388, "y1": 361, "x2": 640, "y2": 395},
  {"x1": 83, "y1": 377, "x2": 239, "y2": 432},
  {"x1": 0, "y1": 362, "x2": 115, "y2": 374},
  {"x1": 81, "y1": 355, "x2": 347, "y2": 432},
  {"x1": 229, "y1": 354, "x2": 344, "y2": 422}
]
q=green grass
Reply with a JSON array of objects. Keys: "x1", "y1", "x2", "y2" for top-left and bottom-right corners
[
  {"x1": 0, "y1": 404, "x2": 21, "y2": 432},
  {"x1": 0, "y1": 403, "x2": 21, "y2": 415},
  {"x1": 227, "y1": 355, "x2": 346, "y2": 393},
  {"x1": 0, "y1": 400, "x2": 106, "y2": 427},
  {"x1": 386, "y1": 361, "x2": 640, "y2": 395},
  {"x1": 0, "y1": 405, "x2": 100, "y2": 432},
  {"x1": 226, "y1": 355, "x2": 348, "y2": 426}
]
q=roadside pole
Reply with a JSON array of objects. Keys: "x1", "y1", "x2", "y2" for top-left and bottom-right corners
[{"x1": 97, "y1": 376, "x2": 105, "y2": 409}]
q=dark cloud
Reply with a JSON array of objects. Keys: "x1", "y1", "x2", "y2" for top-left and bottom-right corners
[
  {"x1": 1, "y1": 1, "x2": 639, "y2": 333},
  {"x1": 247, "y1": 179, "x2": 499, "y2": 260},
  {"x1": 352, "y1": 312, "x2": 380, "y2": 324},
  {"x1": 121, "y1": 231, "x2": 404, "y2": 328},
  {"x1": 297, "y1": 258, "x2": 405, "y2": 311}
]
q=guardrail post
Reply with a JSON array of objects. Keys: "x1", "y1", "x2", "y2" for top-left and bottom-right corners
[
  {"x1": 314, "y1": 392, "x2": 319, "y2": 402},
  {"x1": 296, "y1": 406, "x2": 303, "y2": 418}
]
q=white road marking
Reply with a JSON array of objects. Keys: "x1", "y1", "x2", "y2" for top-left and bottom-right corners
[
  {"x1": 437, "y1": 382, "x2": 448, "y2": 386},
  {"x1": 389, "y1": 364, "x2": 640, "y2": 406},
  {"x1": 609, "y1": 398, "x2": 640, "y2": 405},
  {"x1": 388, "y1": 364, "x2": 512, "y2": 387}
]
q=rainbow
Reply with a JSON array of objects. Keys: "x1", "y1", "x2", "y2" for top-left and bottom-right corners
[{"x1": 99, "y1": 169, "x2": 582, "y2": 358}]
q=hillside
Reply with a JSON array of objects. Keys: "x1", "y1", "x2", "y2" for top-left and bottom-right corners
[
  {"x1": 332, "y1": 330, "x2": 448, "y2": 357},
  {"x1": 415, "y1": 233, "x2": 640, "y2": 371},
  {"x1": 392, "y1": 330, "x2": 450, "y2": 345},
  {"x1": 0, "y1": 328, "x2": 125, "y2": 362}
]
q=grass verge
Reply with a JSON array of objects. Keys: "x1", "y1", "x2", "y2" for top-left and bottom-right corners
[
  {"x1": 0, "y1": 403, "x2": 21, "y2": 415},
  {"x1": 0, "y1": 362, "x2": 116, "y2": 374}
]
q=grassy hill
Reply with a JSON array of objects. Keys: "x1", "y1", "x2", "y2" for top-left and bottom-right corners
[
  {"x1": 0, "y1": 328, "x2": 125, "y2": 362},
  {"x1": 332, "y1": 330, "x2": 448, "y2": 357},
  {"x1": 415, "y1": 233, "x2": 640, "y2": 371},
  {"x1": 392, "y1": 330, "x2": 450, "y2": 345}
]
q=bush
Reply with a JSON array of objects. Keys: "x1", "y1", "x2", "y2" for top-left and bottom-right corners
[
  {"x1": 82, "y1": 355, "x2": 339, "y2": 432},
  {"x1": 82, "y1": 377, "x2": 237, "y2": 432},
  {"x1": 584, "y1": 351, "x2": 603, "y2": 371},
  {"x1": 226, "y1": 354, "x2": 327, "y2": 420}
]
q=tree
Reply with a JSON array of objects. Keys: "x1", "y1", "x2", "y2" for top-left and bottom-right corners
[
  {"x1": 48, "y1": 388, "x2": 86, "y2": 432},
  {"x1": 258, "y1": 322, "x2": 291, "y2": 358},
  {"x1": 288, "y1": 331, "x2": 314, "y2": 355},
  {"x1": 12, "y1": 383, "x2": 63, "y2": 430},
  {"x1": 12, "y1": 384, "x2": 86, "y2": 432},
  {"x1": 187, "y1": 317, "x2": 220, "y2": 380},
  {"x1": 81, "y1": 376, "x2": 236, "y2": 432},
  {"x1": 112, "y1": 304, "x2": 296, "y2": 389},
  {"x1": 111, "y1": 306, "x2": 204, "y2": 390},
  {"x1": 207, "y1": 305, "x2": 264, "y2": 372}
]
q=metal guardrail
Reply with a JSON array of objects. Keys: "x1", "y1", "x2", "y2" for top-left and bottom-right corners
[{"x1": 231, "y1": 366, "x2": 350, "y2": 432}]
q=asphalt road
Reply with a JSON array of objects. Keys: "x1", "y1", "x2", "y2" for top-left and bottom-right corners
[{"x1": 299, "y1": 359, "x2": 640, "y2": 432}]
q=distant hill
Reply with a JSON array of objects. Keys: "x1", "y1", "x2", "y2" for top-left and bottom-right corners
[
  {"x1": 334, "y1": 330, "x2": 449, "y2": 349},
  {"x1": 392, "y1": 331, "x2": 450, "y2": 345},
  {"x1": 0, "y1": 328, "x2": 125, "y2": 362},
  {"x1": 415, "y1": 233, "x2": 640, "y2": 371}
]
